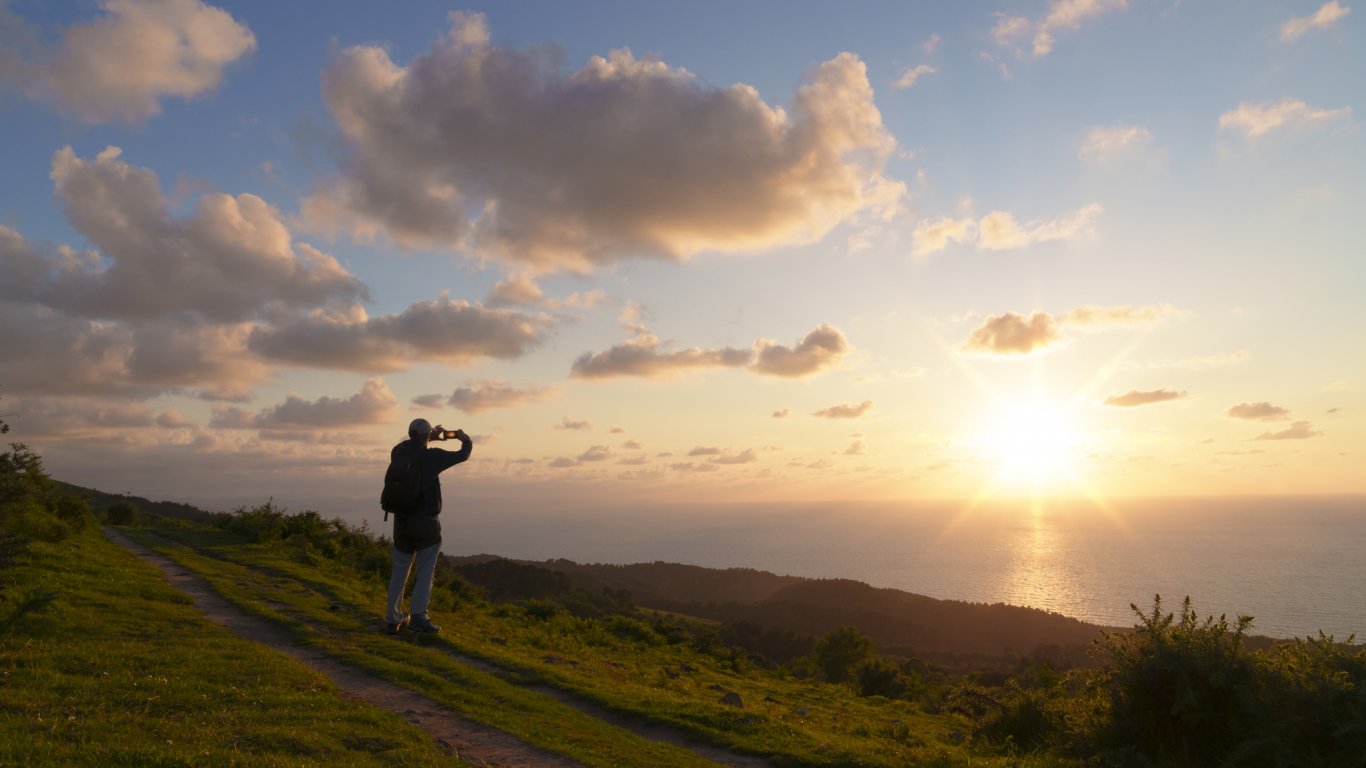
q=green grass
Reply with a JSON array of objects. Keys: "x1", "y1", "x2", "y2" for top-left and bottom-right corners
[
  {"x1": 129, "y1": 524, "x2": 1066, "y2": 768},
  {"x1": 0, "y1": 528, "x2": 464, "y2": 767}
]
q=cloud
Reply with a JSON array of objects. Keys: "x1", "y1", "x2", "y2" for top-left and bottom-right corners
[
  {"x1": 302, "y1": 12, "x2": 903, "y2": 271},
  {"x1": 688, "y1": 446, "x2": 722, "y2": 456},
  {"x1": 892, "y1": 65, "x2": 937, "y2": 90},
  {"x1": 617, "y1": 455, "x2": 650, "y2": 466},
  {"x1": 212, "y1": 378, "x2": 397, "y2": 430},
  {"x1": 1254, "y1": 421, "x2": 1323, "y2": 441},
  {"x1": 1281, "y1": 2, "x2": 1351, "y2": 41},
  {"x1": 9, "y1": 397, "x2": 191, "y2": 437},
  {"x1": 992, "y1": 0, "x2": 1129, "y2": 58},
  {"x1": 247, "y1": 298, "x2": 550, "y2": 372},
  {"x1": 485, "y1": 274, "x2": 546, "y2": 308},
  {"x1": 669, "y1": 462, "x2": 720, "y2": 473},
  {"x1": 555, "y1": 417, "x2": 593, "y2": 431},
  {"x1": 4, "y1": 0, "x2": 255, "y2": 123},
  {"x1": 572, "y1": 323, "x2": 849, "y2": 380},
  {"x1": 812, "y1": 400, "x2": 873, "y2": 419},
  {"x1": 569, "y1": 334, "x2": 752, "y2": 379},
  {"x1": 447, "y1": 380, "x2": 555, "y2": 413},
  {"x1": 0, "y1": 302, "x2": 266, "y2": 399},
  {"x1": 911, "y1": 216, "x2": 975, "y2": 257},
  {"x1": 577, "y1": 445, "x2": 613, "y2": 462},
  {"x1": 750, "y1": 324, "x2": 849, "y2": 378},
  {"x1": 1219, "y1": 99, "x2": 1350, "y2": 139},
  {"x1": 1080, "y1": 124, "x2": 1154, "y2": 165},
  {"x1": 548, "y1": 457, "x2": 577, "y2": 469},
  {"x1": 1226, "y1": 402, "x2": 1291, "y2": 421},
  {"x1": 962, "y1": 312, "x2": 1064, "y2": 356},
  {"x1": 0, "y1": 148, "x2": 367, "y2": 323},
  {"x1": 1062, "y1": 304, "x2": 1184, "y2": 328},
  {"x1": 622, "y1": 440, "x2": 644, "y2": 450},
  {"x1": 844, "y1": 440, "x2": 865, "y2": 456},
  {"x1": 411, "y1": 394, "x2": 445, "y2": 409},
  {"x1": 922, "y1": 34, "x2": 942, "y2": 54},
  {"x1": 910, "y1": 203, "x2": 1101, "y2": 256},
  {"x1": 710, "y1": 449, "x2": 758, "y2": 465},
  {"x1": 772, "y1": 409, "x2": 790, "y2": 419},
  {"x1": 977, "y1": 203, "x2": 1102, "y2": 251},
  {"x1": 1102, "y1": 389, "x2": 1187, "y2": 407}
]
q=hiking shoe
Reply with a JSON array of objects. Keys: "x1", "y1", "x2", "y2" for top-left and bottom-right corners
[
  {"x1": 410, "y1": 614, "x2": 441, "y2": 634},
  {"x1": 386, "y1": 614, "x2": 410, "y2": 635}
]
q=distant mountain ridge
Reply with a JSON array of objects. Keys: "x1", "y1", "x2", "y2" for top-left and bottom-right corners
[{"x1": 463, "y1": 556, "x2": 1111, "y2": 660}]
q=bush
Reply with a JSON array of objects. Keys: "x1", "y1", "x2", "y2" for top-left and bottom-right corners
[
  {"x1": 1094, "y1": 595, "x2": 1261, "y2": 765},
  {"x1": 104, "y1": 500, "x2": 144, "y2": 526},
  {"x1": 855, "y1": 657, "x2": 905, "y2": 698},
  {"x1": 813, "y1": 626, "x2": 874, "y2": 684}
]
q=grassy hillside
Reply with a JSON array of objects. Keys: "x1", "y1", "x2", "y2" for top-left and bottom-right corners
[
  {"x1": 7, "y1": 427, "x2": 1363, "y2": 767},
  {"x1": 0, "y1": 528, "x2": 464, "y2": 766}
]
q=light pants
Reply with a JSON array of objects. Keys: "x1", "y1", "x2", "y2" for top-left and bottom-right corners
[{"x1": 385, "y1": 542, "x2": 440, "y2": 624}]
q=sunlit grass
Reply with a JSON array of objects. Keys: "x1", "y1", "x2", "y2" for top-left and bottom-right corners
[{"x1": 0, "y1": 529, "x2": 464, "y2": 767}]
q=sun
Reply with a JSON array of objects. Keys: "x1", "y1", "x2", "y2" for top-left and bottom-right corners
[{"x1": 976, "y1": 398, "x2": 1082, "y2": 487}]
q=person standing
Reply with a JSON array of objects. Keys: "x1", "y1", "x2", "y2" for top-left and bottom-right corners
[{"x1": 384, "y1": 418, "x2": 472, "y2": 634}]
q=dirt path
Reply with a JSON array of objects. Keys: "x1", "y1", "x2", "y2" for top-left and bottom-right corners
[
  {"x1": 105, "y1": 527, "x2": 774, "y2": 768},
  {"x1": 104, "y1": 527, "x2": 586, "y2": 768}
]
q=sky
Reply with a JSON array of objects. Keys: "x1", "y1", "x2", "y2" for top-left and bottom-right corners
[{"x1": 1, "y1": 0, "x2": 1363, "y2": 516}]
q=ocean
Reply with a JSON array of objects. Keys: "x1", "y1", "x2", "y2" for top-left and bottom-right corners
[{"x1": 446, "y1": 494, "x2": 1366, "y2": 640}]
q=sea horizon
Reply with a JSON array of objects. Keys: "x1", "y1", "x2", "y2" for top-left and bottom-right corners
[{"x1": 180, "y1": 491, "x2": 1366, "y2": 641}]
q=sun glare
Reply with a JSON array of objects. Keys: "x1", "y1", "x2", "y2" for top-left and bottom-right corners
[{"x1": 978, "y1": 400, "x2": 1082, "y2": 487}]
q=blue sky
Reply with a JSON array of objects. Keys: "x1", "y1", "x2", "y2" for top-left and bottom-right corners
[{"x1": 1, "y1": 1, "x2": 1362, "y2": 512}]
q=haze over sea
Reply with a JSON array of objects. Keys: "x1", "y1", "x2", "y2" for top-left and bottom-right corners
[{"x1": 438, "y1": 494, "x2": 1365, "y2": 641}]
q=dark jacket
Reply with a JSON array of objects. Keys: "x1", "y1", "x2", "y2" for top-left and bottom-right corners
[{"x1": 390, "y1": 435, "x2": 472, "y2": 553}]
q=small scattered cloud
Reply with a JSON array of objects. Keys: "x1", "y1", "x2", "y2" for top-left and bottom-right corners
[
  {"x1": 1226, "y1": 402, "x2": 1291, "y2": 421},
  {"x1": 1103, "y1": 389, "x2": 1187, "y2": 407},
  {"x1": 572, "y1": 324, "x2": 847, "y2": 380},
  {"x1": 447, "y1": 380, "x2": 555, "y2": 413},
  {"x1": 548, "y1": 456, "x2": 577, "y2": 468},
  {"x1": 992, "y1": 0, "x2": 1129, "y2": 58},
  {"x1": 1080, "y1": 124, "x2": 1155, "y2": 165},
  {"x1": 1254, "y1": 421, "x2": 1322, "y2": 441},
  {"x1": 555, "y1": 416, "x2": 593, "y2": 431},
  {"x1": 750, "y1": 324, "x2": 849, "y2": 378},
  {"x1": 1326, "y1": 407, "x2": 1343, "y2": 415},
  {"x1": 911, "y1": 216, "x2": 975, "y2": 257},
  {"x1": 570, "y1": 334, "x2": 751, "y2": 379},
  {"x1": 892, "y1": 65, "x2": 937, "y2": 90},
  {"x1": 670, "y1": 462, "x2": 720, "y2": 473},
  {"x1": 212, "y1": 378, "x2": 397, "y2": 429},
  {"x1": 977, "y1": 203, "x2": 1102, "y2": 251},
  {"x1": 772, "y1": 408, "x2": 790, "y2": 419},
  {"x1": 1063, "y1": 304, "x2": 1184, "y2": 328},
  {"x1": 962, "y1": 312, "x2": 1064, "y2": 357},
  {"x1": 577, "y1": 445, "x2": 613, "y2": 462},
  {"x1": 813, "y1": 400, "x2": 873, "y2": 419},
  {"x1": 844, "y1": 440, "x2": 865, "y2": 456},
  {"x1": 710, "y1": 449, "x2": 758, "y2": 465},
  {"x1": 622, "y1": 440, "x2": 644, "y2": 450},
  {"x1": 922, "y1": 34, "x2": 942, "y2": 54},
  {"x1": 688, "y1": 446, "x2": 722, "y2": 456},
  {"x1": 3, "y1": 0, "x2": 256, "y2": 123},
  {"x1": 1219, "y1": 99, "x2": 1350, "y2": 139},
  {"x1": 616, "y1": 455, "x2": 650, "y2": 466},
  {"x1": 910, "y1": 203, "x2": 1101, "y2": 256},
  {"x1": 1281, "y1": 1, "x2": 1351, "y2": 41},
  {"x1": 609, "y1": 426, "x2": 626, "y2": 434},
  {"x1": 411, "y1": 394, "x2": 445, "y2": 409}
]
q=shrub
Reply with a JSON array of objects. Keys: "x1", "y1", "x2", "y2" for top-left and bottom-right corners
[
  {"x1": 813, "y1": 625, "x2": 874, "y2": 683},
  {"x1": 855, "y1": 657, "x2": 905, "y2": 698},
  {"x1": 105, "y1": 500, "x2": 144, "y2": 526}
]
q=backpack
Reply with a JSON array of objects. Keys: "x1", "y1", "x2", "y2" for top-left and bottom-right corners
[{"x1": 380, "y1": 452, "x2": 422, "y2": 521}]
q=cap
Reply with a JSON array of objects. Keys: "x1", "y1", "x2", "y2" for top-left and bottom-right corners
[{"x1": 408, "y1": 418, "x2": 433, "y2": 438}]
